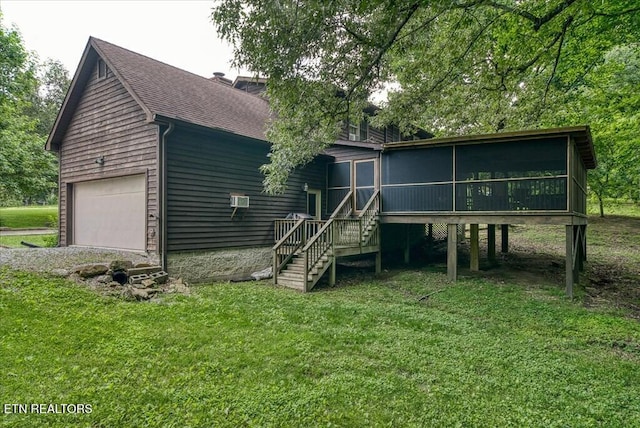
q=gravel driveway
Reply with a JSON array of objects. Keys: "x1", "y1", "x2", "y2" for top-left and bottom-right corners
[{"x1": 0, "y1": 247, "x2": 159, "y2": 273}]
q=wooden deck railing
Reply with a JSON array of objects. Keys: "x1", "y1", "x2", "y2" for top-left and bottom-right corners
[
  {"x1": 330, "y1": 190, "x2": 354, "y2": 219},
  {"x1": 302, "y1": 219, "x2": 334, "y2": 291},
  {"x1": 272, "y1": 219, "x2": 305, "y2": 284},
  {"x1": 358, "y1": 190, "x2": 380, "y2": 247},
  {"x1": 273, "y1": 190, "x2": 380, "y2": 290}
]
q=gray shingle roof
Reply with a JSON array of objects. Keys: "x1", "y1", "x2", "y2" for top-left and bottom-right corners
[
  {"x1": 47, "y1": 37, "x2": 270, "y2": 150},
  {"x1": 92, "y1": 38, "x2": 270, "y2": 141}
]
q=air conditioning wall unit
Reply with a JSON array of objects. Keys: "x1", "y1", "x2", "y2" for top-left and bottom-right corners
[{"x1": 230, "y1": 194, "x2": 250, "y2": 208}]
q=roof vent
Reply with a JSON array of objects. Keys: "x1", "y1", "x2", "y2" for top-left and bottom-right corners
[{"x1": 213, "y1": 72, "x2": 225, "y2": 78}]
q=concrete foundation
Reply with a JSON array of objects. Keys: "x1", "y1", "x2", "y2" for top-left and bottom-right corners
[{"x1": 166, "y1": 246, "x2": 273, "y2": 284}]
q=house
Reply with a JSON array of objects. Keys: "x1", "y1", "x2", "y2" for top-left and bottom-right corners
[
  {"x1": 45, "y1": 37, "x2": 418, "y2": 284},
  {"x1": 47, "y1": 38, "x2": 597, "y2": 296}
]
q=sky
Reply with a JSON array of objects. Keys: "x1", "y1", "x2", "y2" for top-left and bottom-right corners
[{"x1": 0, "y1": 0, "x2": 248, "y2": 80}]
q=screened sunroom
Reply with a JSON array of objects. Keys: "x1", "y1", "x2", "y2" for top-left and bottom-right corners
[{"x1": 379, "y1": 126, "x2": 595, "y2": 222}]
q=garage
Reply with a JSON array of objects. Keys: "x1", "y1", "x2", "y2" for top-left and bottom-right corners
[{"x1": 73, "y1": 174, "x2": 146, "y2": 251}]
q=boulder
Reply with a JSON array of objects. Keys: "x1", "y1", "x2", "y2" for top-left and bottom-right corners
[
  {"x1": 121, "y1": 285, "x2": 150, "y2": 301},
  {"x1": 74, "y1": 264, "x2": 108, "y2": 278}
]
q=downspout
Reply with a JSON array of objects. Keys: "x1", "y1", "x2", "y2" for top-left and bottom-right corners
[{"x1": 157, "y1": 121, "x2": 175, "y2": 271}]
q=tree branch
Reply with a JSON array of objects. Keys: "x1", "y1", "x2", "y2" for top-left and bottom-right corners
[
  {"x1": 345, "y1": 3, "x2": 421, "y2": 100},
  {"x1": 483, "y1": 0, "x2": 578, "y2": 30},
  {"x1": 543, "y1": 16, "x2": 574, "y2": 103}
]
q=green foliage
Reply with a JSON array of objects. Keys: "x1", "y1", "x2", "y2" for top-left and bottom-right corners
[
  {"x1": 0, "y1": 14, "x2": 68, "y2": 206},
  {"x1": 0, "y1": 205, "x2": 58, "y2": 229},
  {"x1": 1, "y1": 265, "x2": 639, "y2": 426},
  {"x1": 544, "y1": 43, "x2": 640, "y2": 216},
  {"x1": 212, "y1": 1, "x2": 640, "y2": 194}
]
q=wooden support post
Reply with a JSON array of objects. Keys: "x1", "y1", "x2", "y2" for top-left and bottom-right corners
[
  {"x1": 447, "y1": 224, "x2": 458, "y2": 281},
  {"x1": 404, "y1": 224, "x2": 410, "y2": 264},
  {"x1": 577, "y1": 226, "x2": 584, "y2": 272},
  {"x1": 584, "y1": 225, "x2": 588, "y2": 263},
  {"x1": 330, "y1": 256, "x2": 336, "y2": 286},
  {"x1": 487, "y1": 224, "x2": 496, "y2": 265},
  {"x1": 565, "y1": 225, "x2": 574, "y2": 299},
  {"x1": 579, "y1": 224, "x2": 587, "y2": 270},
  {"x1": 573, "y1": 226, "x2": 580, "y2": 284},
  {"x1": 375, "y1": 227, "x2": 382, "y2": 275},
  {"x1": 470, "y1": 224, "x2": 479, "y2": 271},
  {"x1": 501, "y1": 224, "x2": 509, "y2": 253}
]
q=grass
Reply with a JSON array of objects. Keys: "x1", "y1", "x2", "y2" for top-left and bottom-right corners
[
  {"x1": 1, "y1": 267, "x2": 639, "y2": 427},
  {"x1": 0, "y1": 234, "x2": 57, "y2": 248},
  {"x1": 0, "y1": 206, "x2": 58, "y2": 229},
  {"x1": 587, "y1": 199, "x2": 640, "y2": 217}
]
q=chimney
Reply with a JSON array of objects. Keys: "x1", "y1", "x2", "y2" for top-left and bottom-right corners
[{"x1": 211, "y1": 71, "x2": 232, "y2": 85}]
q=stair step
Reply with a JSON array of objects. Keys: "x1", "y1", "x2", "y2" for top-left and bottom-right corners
[{"x1": 276, "y1": 278, "x2": 305, "y2": 290}]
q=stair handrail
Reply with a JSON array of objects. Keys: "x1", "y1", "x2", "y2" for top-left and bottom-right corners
[
  {"x1": 272, "y1": 218, "x2": 306, "y2": 284},
  {"x1": 330, "y1": 190, "x2": 354, "y2": 219},
  {"x1": 301, "y1": 218, "x2": 334, "y2": 291},
  {"x1": 358, "y1": 189, "x2": 380, "y2": 220},
  {"x1": 358, "y1": 190, "x2": 380, "y2": 246}
]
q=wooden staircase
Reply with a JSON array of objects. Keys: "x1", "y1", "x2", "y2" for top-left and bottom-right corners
[{"x1": 273, "y1": 190, "x2": 381, "y2": 292}]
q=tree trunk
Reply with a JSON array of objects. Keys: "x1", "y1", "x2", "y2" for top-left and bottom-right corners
[{"x1": 598, "y1": 195, "x2": 605, "y2": 218}]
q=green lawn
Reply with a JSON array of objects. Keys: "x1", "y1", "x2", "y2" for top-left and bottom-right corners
[
  {"x1": 1, "y1": 267, "x2": 639, "y2": 427},
  {"x1": 0, "y1": 206, "x2": 58, "y2": 229},
  {"x1": 0, "y1": 234, "x2": 57, "y2": 248}
]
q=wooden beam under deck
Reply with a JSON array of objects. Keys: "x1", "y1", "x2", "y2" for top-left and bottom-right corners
[{"x1": 380, "y1": 213, "x2": 588, "y2": 226}]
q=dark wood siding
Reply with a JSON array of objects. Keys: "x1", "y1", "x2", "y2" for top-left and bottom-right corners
[
  {"x1": 58, "y1": 60, "x2": 158, "y2": 250},
  {"x1": 323, "y1": 145, "x2": 379, "y2": 162},
  {"x1": 166, "y1": 127, "x2": 327, "y2": 251},
  {"x1": 337, "y1": 121, "x2": 399, "y2": 144}
]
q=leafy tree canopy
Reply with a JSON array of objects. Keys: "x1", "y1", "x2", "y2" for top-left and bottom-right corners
[
  {"x1": 212, "y1": 0, "x2": 640, "y2": 193},
  {"x1": 0, "y1": 13, "x2": 69, "y2": 206}
]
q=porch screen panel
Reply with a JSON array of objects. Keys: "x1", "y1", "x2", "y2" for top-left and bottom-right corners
[
  {"x1": 381, "y1": 146, "x2": 453, "y2": 212},
  {"x1": 355, "y1": 160, "x2": 375, "y2": 210},
  {"x1": 455, "y1": 138, "x2": 567, "y2": 180},
  {"x1": 328, "y1": 162, "x2": 351, "y2": 188},
  {"x1": 382, "y1": 146, "x2": 453, "y2": 184},
  {"x1": 454, "y1": 138, "x2": 568, "y2": 211},
  {"x1": 327, "y1": 161, "x2": 351, "y2": 214},
  {"x1": 327, "y1": 188, "x2": 350, "y2": 214},
  {"x1": 455, "y1": 178, "x2": 567, "y2": 211},
  {"x1": 382, "y1": 184, "x2": 453, "y2": 212}
]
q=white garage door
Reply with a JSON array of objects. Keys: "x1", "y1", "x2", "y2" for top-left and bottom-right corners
[{"x1": 73, "y1": 175, "x2": 146, "y2": 251}]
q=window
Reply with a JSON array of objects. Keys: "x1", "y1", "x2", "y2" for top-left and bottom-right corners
[
  {"x1": 360, "y1": 120, "x2": 368, "y2": 142},
  {"x1": 97, "y1": 59, "x2": 107, "y2": 79},
  {"x1": 348, "y1": 122, "x2": 360, "y2": 141}
]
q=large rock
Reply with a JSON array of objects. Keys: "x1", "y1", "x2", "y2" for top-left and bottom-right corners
[
  {"x1": 121, "y1": 285, "x2": 150, "y2": 301},
  {"x1": 110, "y1": 260, "x2": 133, "y2": 272},
  {"x1": 74, "y1": 264, "x2": 108, "y2": 278}
]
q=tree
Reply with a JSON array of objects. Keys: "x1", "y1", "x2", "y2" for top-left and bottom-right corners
[
  {"x1": 553, "y1": 44, "x2": 640, "y2": 216},
  {"x1": 0, "y1": 14, "x2": 67, "y2": 206},
  {"x1": 212, "y1": 0, "x2": 640, "y2": 193}
]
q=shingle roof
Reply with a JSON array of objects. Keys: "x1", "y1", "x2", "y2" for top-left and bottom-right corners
[{"x1": 47, "y1": 37, "x2": 270, "y2": 150}]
